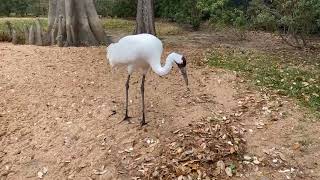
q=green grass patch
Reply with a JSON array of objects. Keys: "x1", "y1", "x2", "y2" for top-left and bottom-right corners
[
  {"x1": 0, "y1": 17, "x2": 47, "y2": 31},
  {"x1": 208, "y1": 49, "x2": 320, "y2": 114},
  {"x1": 0, "y1": 18, "x2": 47, "y2": 43},
  {"x1": 102, "y1": 18, "x2": 183, "y2": 36},
  {"x1": 0, "y1": 17, "x2": 184, "y2": 41},
  {"x1": 156, "y1": 20, "x2": 183, "y2": 36},
  {"x1": 102, "y1": 18, "x2": 135, "y2": 32}
]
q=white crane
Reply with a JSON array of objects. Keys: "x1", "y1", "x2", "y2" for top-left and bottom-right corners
[{"x1": 106, "y1": 33, "x2": 188, "y2": 126}]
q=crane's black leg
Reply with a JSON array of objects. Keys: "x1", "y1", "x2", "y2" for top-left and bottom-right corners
[
  {"x1": 140, "y1": 74, "x2": 147, "y2": 126},
  {"x1": 123, "y1": 75, "x2": 132, "y2": 122}
]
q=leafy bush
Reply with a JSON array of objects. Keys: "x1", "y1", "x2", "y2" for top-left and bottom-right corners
[
  {"x1": 96, "y1": 0, "x2": 136, "y2": 18},
  {"x1": 0, "y1": 32, "x2": 11, "y2": 42},
  {"x1": 197, "y1": 0, "x2": 248, "y2": 27},
  {"x1": 156, "y1": 0, "x2": 201, "y2": 29},
  {"x1": 156, "y1": 0, "x2": 247, "y2": 29},
  {"x1": 0, "y1": 0, "x2": 47, "y2": 17},
  {"x1": 1, "y1": 0, "x2": 320, "y2": 37},
  {"x1": 249, "y1": 0, "x2": 320, "y2": 47}
]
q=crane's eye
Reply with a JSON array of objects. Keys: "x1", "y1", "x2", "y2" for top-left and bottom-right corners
[{"x1": 177, "y1": 56, "x2": 187, "y2": 68}]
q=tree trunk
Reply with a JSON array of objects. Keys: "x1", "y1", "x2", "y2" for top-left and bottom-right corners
[
  {"x1": 29, "y1": 25, "x2": 36, "y2": 45},
  {"x1": 5, "y1": 21, "x2": 13, "y2": 41},
  {"x1": 35, "y1": 19, "x2": 43, "y2": 46},
  {"x1": 135, "y1": 0, "x2": 156, "y2": 35},
  {"x1": 47, "y1": 0, "x2": 109, "y2": 46},
  {"x1": 24, "y1": 26, "x2": 29, "y2": 44},
  {"x1": 12, "y1": 30, "x2": 17, "y2": 45}
]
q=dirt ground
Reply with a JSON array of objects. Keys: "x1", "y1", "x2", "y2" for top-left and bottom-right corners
[{"x1": 0, "y1": 31, "x2": 320, "y2": 180}]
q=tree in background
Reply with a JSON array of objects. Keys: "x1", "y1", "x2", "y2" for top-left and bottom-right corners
[
  {"x1": 31, "y1": 0, "x2": 49, "y2": 16},
  {"x1": 0, "y1": 0, "x2": 50, "y2": 17},
  {"x1": 0, "y1": 0, "x2": 30, "y2": 16},
  {"x1": 0, "y1": 0, "x2": 12, "y2": 16},
  {"x1": 11, "y1": 0, "x2": 29, "y2": 16},
  {"x1": 96, "y1": 0, "x2": 136, "y2": 18},
  {"x1": 47, "y1": 0, "x2": 108, "y2": 46},
  {"x1": 135, "y1": 0, "x2": 156, "y2": 35},
  {"x1": 197, "y1": 0, "x2": 247, "y2": 27},
  {"x1": 1, "y1": 0, "x2": 320, "y2": 46}
]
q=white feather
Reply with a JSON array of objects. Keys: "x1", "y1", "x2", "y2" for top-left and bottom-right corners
[{"x1": 106, "y1": 33, "x2": 183, "y2": 76}]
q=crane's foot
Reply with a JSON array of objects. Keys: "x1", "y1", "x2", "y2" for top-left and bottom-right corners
[
  {"x1": 122, "y1": 115, "x2": 132, "y2": 123},
  {"x1": 140, "y1": 118, "x2": 147, "y2": 127}
]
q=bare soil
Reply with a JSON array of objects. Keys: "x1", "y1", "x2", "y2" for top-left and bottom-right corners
[{"x1": 0, "y1": 31, "x2": 319, "y2": 180}]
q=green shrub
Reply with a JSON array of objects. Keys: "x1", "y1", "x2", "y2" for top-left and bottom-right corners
[
  {"x1": 197, "y1": 0, "x2": 248, "y2": 28},
  {"x1": 156, "y1": 0, "x2": 201, "y2": 29},
  {"x1": 0, "y1": 0, "x2": 47, "y2": 17},
  {"x1": 96, "y1": 0, "x2": 136, "y2": 18},
  {"x1": 249, "y1": 0, "x2": 320, "y2": 46},
  {"x1": 0, "y1": 31, "x2": 11, "y2": 41}
]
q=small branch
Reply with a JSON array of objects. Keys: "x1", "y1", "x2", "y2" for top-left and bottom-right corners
[
  {"x1": 292, "y1": 33, "x2": 300, "y2": 47},
  {"x1": 278, "y1": 32, "x2": 301, "y2": 49},
  {"x1": 299, "y1": 34, "x2": 308, "y2": 47},
  {"x1": 24, "y1": 26, "x2": 29, "y2": 44}
]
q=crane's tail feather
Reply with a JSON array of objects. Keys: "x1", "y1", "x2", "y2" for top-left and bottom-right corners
[{"x1": 106, "y1": 43, "x2": 115, "y2": 67}]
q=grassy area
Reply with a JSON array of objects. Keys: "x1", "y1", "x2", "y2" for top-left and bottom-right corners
[
  {"x1": 208, "y1": 48, "x2": 320, "y2": 115},
  {"x1": 102, "y1": 18, "x2": 183, "y2": 36},
  {"x1": 102, "y1": 18, "x2": 135, "y2": 32},
  {"x1": 0, "y1": 18, "x2": 47, "y2": 42},
  {"x1": 0, "y1": 17, "x2": 183, "y2": 40},
  {"x1": 0, "y1": 17, "x2": 47, "y2": 31}
]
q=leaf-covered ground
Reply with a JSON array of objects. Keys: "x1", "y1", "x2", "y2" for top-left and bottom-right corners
[{"x1": 1, "y1": 29, "x2": 320, "y2": 179}]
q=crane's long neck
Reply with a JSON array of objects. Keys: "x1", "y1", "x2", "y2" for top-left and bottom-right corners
[{"x1": 150, "y1": 54, "x2": 175, "y2": 76}]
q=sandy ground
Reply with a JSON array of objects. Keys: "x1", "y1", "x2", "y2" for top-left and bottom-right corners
[{"x1": 0, "y1": 34, "x2": 320, "y2": 180}]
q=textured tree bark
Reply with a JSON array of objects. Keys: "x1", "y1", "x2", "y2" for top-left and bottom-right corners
[
  {"x1": 24, "y1": 26, "x2": 29, "y2": 44},
  {"x1": 35, "y1": 19, "x2": 43, "y2": 46},
  {"x1": 29, "y1": 25, "x2": 35, "y2": 45},
  {"x1": 5, "y1": 21, "x2": 13, "y2": 41},
  {"x1": 135, "y1": 0, "x2": 156, "y2": 35},
  {"x1": 12, "y1": 30, "x2": 17, "y2": 45},
  {"x1": 48, "y1": 0, "x2": 109, "y2": 46}
]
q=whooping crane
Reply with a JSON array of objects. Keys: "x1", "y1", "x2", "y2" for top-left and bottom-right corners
[{"x1": 107, "y1": 33, "x2": 188, "y2": 126}]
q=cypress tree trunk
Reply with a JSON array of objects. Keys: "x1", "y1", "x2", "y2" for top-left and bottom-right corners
[
  {"x1": 47, "y1": 0, "x2": 109, "y2": 46},
  {"x1": 29, "y1": 25, "x2": 36, "y2": 45},
  {"x1": 135, "y1": 0, "x2": 156, "y2": 35},
  {"x1": 24, "y1": 26, "x2": 29, "y2": 44},
  {"x1": 35, "y1": 19, "x2": 43, "y2": 46},
  {"x1": 5, "y1": 21, "x2": 13, "y2": 41},
  {"x1": 12, "y1": 30, "x2": 17, "y2": 45}
]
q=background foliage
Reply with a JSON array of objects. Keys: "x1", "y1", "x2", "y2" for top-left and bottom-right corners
[
  {"x1": 0, "y1": 0, "x2": 48, "y2": 17},
  {"x1": 0, "y1": 0, "x2": 319, "y2": 37},
  {"x1": 96, "y1": 0, "x2": 136, "y2": 18}
]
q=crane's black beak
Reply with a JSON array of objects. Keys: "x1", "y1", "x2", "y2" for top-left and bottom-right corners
[
  {"x1": 179, "y1": 66, "x2": 189, "y2": 86},
  {"x1": 177, "y1": 56, "x2": 188, "y2": 86}
]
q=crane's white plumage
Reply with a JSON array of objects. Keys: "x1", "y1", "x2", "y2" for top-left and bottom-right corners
[
  {"x1": 107, "y1": 33, "x2": 184, "y2": 76},
  {"x1": 106, "y1": 33, "x2": 188, "y2": 126}
]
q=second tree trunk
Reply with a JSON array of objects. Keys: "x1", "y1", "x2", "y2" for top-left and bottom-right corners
[{"x1": 135, "y1": 0, "x2": 156, "y2": 35}]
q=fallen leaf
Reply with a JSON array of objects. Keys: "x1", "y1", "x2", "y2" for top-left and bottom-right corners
[{"x1": 225, "y1": 167, "x2": 233, "y2": 177}]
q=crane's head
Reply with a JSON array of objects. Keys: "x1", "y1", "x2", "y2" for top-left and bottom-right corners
[{"x1": 171, "y1": 53, "x2": 189, "y2": 86}]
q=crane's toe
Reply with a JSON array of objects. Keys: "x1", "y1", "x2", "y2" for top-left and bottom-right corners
[
  {"x1": 140, "y1": 122, "x2": 147, "y2": 127},
  {"x1": 122, "y1": 116, "x2": 132, "y2": 123},
  {"x1": 140, "y1": 119, "x2": 148, "y2": 127}
]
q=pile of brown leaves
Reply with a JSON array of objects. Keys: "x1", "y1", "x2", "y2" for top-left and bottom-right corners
[{"x1": 141, "y1": 121, "x2": 246, "y2": 179}]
